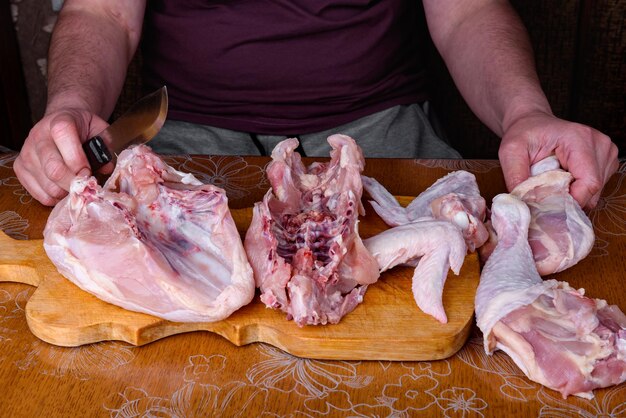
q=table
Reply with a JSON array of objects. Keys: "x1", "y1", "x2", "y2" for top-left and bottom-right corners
[{"x1": 0, "y1": 152, "x2": 624, "y2": 417}]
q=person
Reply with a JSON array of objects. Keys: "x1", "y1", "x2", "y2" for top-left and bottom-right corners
[{"x1": 14, "y1": 0, "x2": 618, "y2": 209}]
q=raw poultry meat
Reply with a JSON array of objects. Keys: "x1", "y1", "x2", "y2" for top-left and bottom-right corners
[
  {"x1": 480, "y1": 156, "x2": 594, "y2": 275},
  {"x1": 363, "y1": 220, "x2": 466, "y2": 323},
  {"x1": 510, "y1": 156, "x2": 594, "y2": 275},
  {"x1": 244, "y1": 135, "x2": 379, "y2": 326},
  {"x1": 475, "y1": 193, "x2": 626, "y2": 398},
  {"x1": 362, "y1": 171, "x2": 488, "y2": 251},
  {"x1": 361, "y1": 170, "x2": 479, "y2": 322},
  {"x1": 44, "y1": 145, "x2": 254, "y2": 322}
]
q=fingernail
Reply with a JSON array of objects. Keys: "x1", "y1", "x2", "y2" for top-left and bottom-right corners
[{"x1": 77, "y1": 168, "x2": 91, "y2": 178}]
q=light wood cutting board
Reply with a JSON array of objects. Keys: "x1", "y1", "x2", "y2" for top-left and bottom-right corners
[{"x1": 0, "y1": 199, "x2": 479, "y2": 361}]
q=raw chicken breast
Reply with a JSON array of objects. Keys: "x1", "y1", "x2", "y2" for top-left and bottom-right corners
[
  {"x1": 362, "y1": 171, "x2": 488, "y2": 251},
  {"x1": 510, "y1": 156, "x2": 594, "y2": 275},
  {"x1": 363, "y1": 220, "x2": 466, "y2": 323},
  {"x1": 44, "y1": 145, "x2": 254, "y2": 322},
  {"x1": 245, "y1": 135, "x2": 379, "y2": 326},
  {"x1": 476, "y1": 193, "x2": 626, "y2": 398}
]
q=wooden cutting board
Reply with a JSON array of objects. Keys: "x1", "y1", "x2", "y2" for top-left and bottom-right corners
[{"x1": 0, "y1": 199, "x2": 479, "y2": 361}]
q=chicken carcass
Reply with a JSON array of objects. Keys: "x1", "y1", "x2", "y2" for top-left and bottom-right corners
[
  {"x1": 363, "y1": 220, "x2": 466, "y2": 323},
  {"x1": 475, "y1": 193, "x2": 626, "y2": 398},
  {"x1": 362, "y1": 171, "x2": 488, "y2": 251},
  {"x1": 244, "y1": 135, "x2": 379, "y2": 326},
  {"x1": 44, "y1": 145, "x2": 254, "y2": 322}
]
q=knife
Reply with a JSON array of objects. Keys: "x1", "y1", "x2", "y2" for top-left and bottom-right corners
[{"x1": 82, "y1": 86, "x2": 168, "y2": 171}]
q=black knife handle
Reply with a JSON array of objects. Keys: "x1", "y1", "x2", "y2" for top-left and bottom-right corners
[{"x1": 83, "y1": 136, "x2": 113, "y2": 171}]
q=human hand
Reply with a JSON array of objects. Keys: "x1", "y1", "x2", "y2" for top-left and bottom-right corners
[
  {"x1": 498, "y1": 111, "x2": 619, "y2": 209},
  {"x1": 14, "y1": 108, "x2": 110, "y2": 206}
]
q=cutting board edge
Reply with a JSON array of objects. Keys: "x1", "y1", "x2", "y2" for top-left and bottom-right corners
[
  {"x1": 24, "y1": 298, "x2": 476, "y2": 361},
  {"x1": 25, "y1": 307, "x2": 143, "y2": 347},
  {"x1": 252, "y1": 312, "x2": 476, "y2": 361}
]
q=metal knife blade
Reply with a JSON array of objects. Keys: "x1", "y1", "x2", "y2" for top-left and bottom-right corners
[{"x1": 83, "y1": 86, "x2": 168, "y2": 171}]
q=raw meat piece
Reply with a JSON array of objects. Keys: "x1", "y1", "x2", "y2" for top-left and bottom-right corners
[
  {"x1": 475, "y1": 193, "x2": 626, "y2": 398},
  {"x1": 362, "y1": 171, "x2": 488, "y2": 251},
  {"x1": 361, "y1": 171, "x2": 477, "y2": 322},
  {"x1": 480, "y1": 156, "x2": 594, "y2": 274},
  {"x1": 44, "y1": 145, "x2": 254, "y2": 322},
  {"x1": 245, "y1": 135, "x2": 379, "y2": 326},
  {"x1": 363, "y1": 220, "x2": 466, "y2": 323},
  {"x1": 510, "y1": 156, "x2": 594, "y2": 275}
]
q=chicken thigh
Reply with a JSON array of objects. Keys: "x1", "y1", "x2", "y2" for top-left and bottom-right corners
[
  {"x1": 480, "y1": 156, "x2": 594, "y2": 275},
  {"x1": 510, "y1": 156, "x2": 595, "y2": 275},
  {"x1": 476, "y1": 193, "x2": 626, "y2": 398}
]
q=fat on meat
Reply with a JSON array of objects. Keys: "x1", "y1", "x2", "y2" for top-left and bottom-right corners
[
  {"x1": 480, "y1": 156, "x2": 594, "y2": 275},
  {"x1": 475, "y1": 193, "x2": 626, "y2": 399},
  {"x1": 244, "y1": 135, "x2": 379, "y2": 326},
  {"x1": 362, "y1": 171, "x2": 488, "y2": 251},
  {"x1": 363, "y1": 220, "x2": 466, "y2": 323},
  {"x1": 44, "y1": 145, "x2": 254, "y2": 322}
]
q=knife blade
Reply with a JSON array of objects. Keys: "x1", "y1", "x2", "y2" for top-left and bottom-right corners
[{"x1": 82, "y1": 86, "x2": 168, "y2": 171}]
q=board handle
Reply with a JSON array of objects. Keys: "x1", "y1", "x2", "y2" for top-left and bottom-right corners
[{"x1": 0, "y1": 230, "x2": 46, "y2": 287}]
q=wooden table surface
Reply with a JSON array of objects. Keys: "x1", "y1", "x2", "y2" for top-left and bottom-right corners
[{"x1": 0, "y1": 152, "x2": 624, "y2": 417}]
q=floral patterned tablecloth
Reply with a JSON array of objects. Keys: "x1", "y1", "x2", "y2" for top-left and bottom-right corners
[{"x1": 0, "y1": 152, "x2": 624, "y2": 417}]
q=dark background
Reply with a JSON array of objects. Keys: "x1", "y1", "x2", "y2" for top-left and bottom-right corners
[{"x1": 1, "y1": 0, "x2": 624, "y2": 158}]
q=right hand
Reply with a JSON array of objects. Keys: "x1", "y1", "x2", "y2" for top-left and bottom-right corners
[
  {"x1": 14, "y1": 108, "x2": 109, "y2": 206},
  {"x1": 499, "y1": 111, "x2": 618, "y2": 210}
]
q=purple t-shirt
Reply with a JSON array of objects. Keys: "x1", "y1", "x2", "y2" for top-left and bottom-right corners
[{"x1": 142, "y1": 0, "x2": 429, "y2": 135}]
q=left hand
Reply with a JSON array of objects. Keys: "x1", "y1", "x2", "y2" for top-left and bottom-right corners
[{"x1": 498, "y1": 111, "x2": 619, "y2": 209}]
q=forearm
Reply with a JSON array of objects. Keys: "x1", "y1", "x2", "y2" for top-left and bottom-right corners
[
  {"x1": 46, "y1": 1, "x2": 145, "y2": 118},
  {"x1": 424, "y1": 0, "x2": 551, "y2": 136}
]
